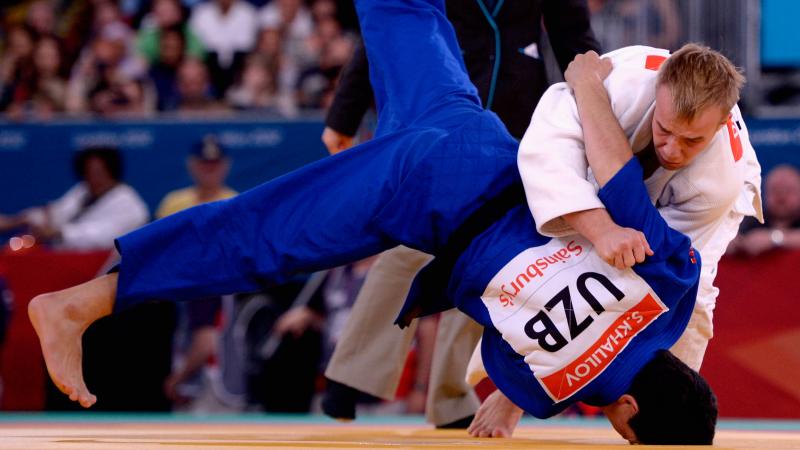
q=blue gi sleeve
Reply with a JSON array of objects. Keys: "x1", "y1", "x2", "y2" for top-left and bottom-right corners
[{"x1": 597, "y1": 158, "x2": 690, "y2": 261}]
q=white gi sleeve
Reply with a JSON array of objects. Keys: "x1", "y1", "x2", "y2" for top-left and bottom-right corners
[
  {"x1": 518, "y1": 46, "x2": 670, "y2": 237},
  {"x1": 466, "y1": 338, "x2": 489, "y2": 386}
]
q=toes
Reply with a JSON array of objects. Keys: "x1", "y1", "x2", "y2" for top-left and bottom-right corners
[
  {"x1": 59, "y1": 383, "x2": 72, "y2": 396},
  {"x1": 491, "y1": 428, "x2": 508, "y2": 438},
  {"x1": 77, "y1": 390, "x2": 96, "y2": 408}
]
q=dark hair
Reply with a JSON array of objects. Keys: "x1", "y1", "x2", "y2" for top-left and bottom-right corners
[
  {"x1": 73, "y1": 146, "x2": 123, "y2": 181},
  {"x1": 627, "y1": 350, "x2": 718, "y2": 445}
]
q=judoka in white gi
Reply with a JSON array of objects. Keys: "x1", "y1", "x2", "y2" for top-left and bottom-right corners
[{"x1": 466, "y1": 44, "x2": 762, "y2": 438}]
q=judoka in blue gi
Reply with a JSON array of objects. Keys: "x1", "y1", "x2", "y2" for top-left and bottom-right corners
[{"x1": 29, "y1": 0, "x2": 716, "y2": 444}]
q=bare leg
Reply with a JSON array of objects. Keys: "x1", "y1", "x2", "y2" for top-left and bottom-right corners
[
  {"x1": 28, "y1": 273, "x2": 117, "y2": 408},
  {"x1": 467, "y1": 389, "x2": 524, "y2": 438}
]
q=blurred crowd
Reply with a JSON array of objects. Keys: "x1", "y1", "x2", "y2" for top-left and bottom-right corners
[{"x1": 0, "y1": 0, "x2": 358, "y2": 120}]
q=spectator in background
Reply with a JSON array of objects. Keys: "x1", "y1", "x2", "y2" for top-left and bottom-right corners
[
  {"x1": 0, "y1": 25, "x2": 37, "y2": 117},
  {"x1": 588, "y1": 0, "x2": 681, "y2": 52},
  {"x1": 24, "y1": 0, "x2": 58, "y2": 40},
  {"x1": 1, "y1": 30, "x2": 67, "y2": 120},
  {"x1": 310, "y1": 0, "x2": 337, "y2": 23},
  {"x1": 58, "y1": 0, "x2": 121, "y2": 68},
  {"x1": 258, "y1": 0, "x2": 314, "y2": 68},
  {"x1": 91, "y1": 0, "x2": 145, "y2": 71},
  {"x1": 295, "y1": 16, "x2": 353, "y2": 110},
  {"x1": 226, "y1": 54, "x2": 294, "y2": 115},
  {"x1": 190, "y1": 0, "x2": 257, "y2": 96},
  {"x1": 27, "y1": 36, "x2": 68, "y2": 119},
  {"x1": 155, "y1": 135, "x2": 237, "y2": 219},
  {"x1": 0, "y1": 146, "x2": 149, "y2": 251},
  {"x1": 729, "y1": 165, "x2": 800, "y2": 256},
  {"x1": 65, "y1": 2, "x2": 149, "y2": 116},
  {"x1": 148, "y1": 25, "x2": 187, "y2": 111},
  {"x1": 155, "y1": 136, "x2": 237, "y2": 410},
  {"x1": 269, "y1": 256, "x2": 441, "y2": 416},
  {"x1": 136, "y1": 0, "x2": 205, "y2": 65},
  {"x1": 251, "y1": 27, "x2": 298, "y2": 113},
  {"x1": 174, "y1": 57, "x2": 229, "y2": 114},
  {"x1": 80, "y1": 29, "x2": 148, "y2": 116}
]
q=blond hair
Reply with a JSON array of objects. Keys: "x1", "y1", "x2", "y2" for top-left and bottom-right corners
[{"x1": 657, "y1": 43, "x2": 745, "y2": 122}]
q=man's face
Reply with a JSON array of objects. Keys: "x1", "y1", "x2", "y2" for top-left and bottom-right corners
[
  {"x1": 83, "y1": 156, "x2": 115, "y2": 196},
  {"x1": 189, "y1": 157, "x2": 229, "y2": 189},
  {"x1": 765, "y1": 167, "x2": 800, "y2": 222},
  {"x1": 602, "y1": 394, "x2": 640, "y2": 445},
  {"x1": 651, "y1": 85, "x2": 728, "y2": 170},
  {"x1": 178, "y1": 62, "x2": 208, "y2": 99}
]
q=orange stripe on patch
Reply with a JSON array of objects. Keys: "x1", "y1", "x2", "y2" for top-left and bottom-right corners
[
  {"x1": 539, "y1": 294, "x2": 666, "y2": 402},
  {"x1": 726, "y1": 119, "x2": 743, "y2": 162},
  {"x1": 645, "y1": 55, "x2": 667, "y2": 71}
]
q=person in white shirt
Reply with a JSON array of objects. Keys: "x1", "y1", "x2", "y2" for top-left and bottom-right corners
[
  {"x1": 258, "y1": 0, "x2": 314, "y2": 67},
  {"x1": 0, "y1": 146, "x2": 149, "y2": 251},
  {"x1": 189, "y1": 0, "x2": 257, "y2": 69}
]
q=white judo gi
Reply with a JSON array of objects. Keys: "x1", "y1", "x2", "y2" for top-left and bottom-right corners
[{"x1": 518, "y1": 45, "x2": 763, "y2": 370}]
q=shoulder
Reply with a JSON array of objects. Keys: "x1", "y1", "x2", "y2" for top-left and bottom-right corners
[
  {"x1": 220, "y1": 187, "x2": 238, "y2": 199},
  {"x1": 191, "y1": 2, "x2": 214, "y2": 17},
  {"x1": 109, "y1": 183, "x2": 144, "y2": 199},
  {"x1": 160, "y1": 187, "x2": 193, "y2": 202},
  {"x1": 64, "y1": 183, "x2": 89, "y2": 197},
  {"x1": 234, "y1": 1, "x2": 256, "y2": 16},
  {"x1": 603, "y1": 45, "x2": 668, "y2": 91},
  {"x1": 258, "y1": 4, "x2": 279, "y2": 22},
  {"x1": 112, "y1": 185, "x2": 148, "y2": 211},
  {"x1": 603, "y1": 45, "x2": 670, "y2": 68},
  {"x1": 156, "y1": 187, "x2": 194, "y2": 218}
]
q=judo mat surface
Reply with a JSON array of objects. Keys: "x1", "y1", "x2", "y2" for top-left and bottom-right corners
[{"x1": 1, "y1": 414, "x2": 800, "y2": 449}]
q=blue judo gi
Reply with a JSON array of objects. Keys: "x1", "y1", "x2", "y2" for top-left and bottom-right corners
[
  {"x1": 113, "y1": 0, "x2": 699, "y2": 417},
  {"x1": 450, "y1": 158, "x2": 699, "y2": 418},
  {"x1": 114, "y1": 0, "x2": 520, "y2": 308}
]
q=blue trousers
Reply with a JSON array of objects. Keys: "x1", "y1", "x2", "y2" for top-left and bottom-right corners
[{"x1": 114, "y1": 0, "x2": 520, "y2": 310}]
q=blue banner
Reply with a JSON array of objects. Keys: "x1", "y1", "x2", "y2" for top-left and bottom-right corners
[
  {"x1": 745, "y1": 117, "x2": 800, "y2": 177},
  {"x1": 0, "y1": 118, "x2": 329, "y2": 215},
  {"x1": 1, "y1": 116, "x2": 797, "y2": 216}
]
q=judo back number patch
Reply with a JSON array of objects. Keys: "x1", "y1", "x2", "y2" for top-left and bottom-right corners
[{"x1": 481, "y1": 236, "x2": 668, "y2": 402}]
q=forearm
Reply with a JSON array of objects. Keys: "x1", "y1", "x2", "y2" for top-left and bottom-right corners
[
  {"x1": 325, "y1": 41, "x2": 373, "y2": 136},
  {"x1": 563, "y1": 208, "x2": 617, "y2": 242},
  {"x1": 783, "y1": 229, "x2": 800, "y2": 250},
  {"x1": 517, "y1": 85, "x2": 605, "y2": 236},
  {"x1": 0, "y1": 214, "x2": 27, "y2": 232},
  {"x1": 571, "y1": 80, "x2": 632, "y2": 186},
  {"x1": 174, "y1": 327, "x2": 218, "y2": 382},
  {"x1": 413, "y1": 316, "x2": 437, "y2": 392}
]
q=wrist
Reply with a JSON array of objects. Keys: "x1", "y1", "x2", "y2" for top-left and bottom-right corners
[
  {"x1": 571, "y1": 78, "x2": 607, "y2": 98},
  {"x1": 564, "y1": 208, "x2": 615, "y2": 241}
]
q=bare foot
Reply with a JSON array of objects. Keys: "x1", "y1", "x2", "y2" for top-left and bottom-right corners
[
  {"x1": 28, "y1": 274, "x2": 117, "y2": 408},
  {"x1": 467, "y1": 389, "x2": 524, "y2": 438}
]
